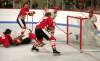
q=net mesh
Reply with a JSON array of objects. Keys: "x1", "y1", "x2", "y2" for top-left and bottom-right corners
[
  {"x1": 55, "y1": 25, "x2": 66, "y2": 44},
  {"x1": 67, "y1": 16, "x2": 100, "y2": 51}
]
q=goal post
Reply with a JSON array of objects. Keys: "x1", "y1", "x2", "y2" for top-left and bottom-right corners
[
  {"x1": 67, "y1": 16, "x2": 83, "y2": 50},
  {"x1": 66, "y1": 15, "x2": 100, "y2": 52}
]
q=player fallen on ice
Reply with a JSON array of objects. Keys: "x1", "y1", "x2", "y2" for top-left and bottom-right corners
[
  {"x1": 0, "y1": 29, "x2": 36, "y2": 48},
  {"x1": 13, "y1": 29, "x2": 36, "y2": 45},
  {"x1": 31, "y1": 12, "x2": 61, "y2": 55},
  {"x1": 0, "y1": 29, "x2": 14, "y2": 48}
]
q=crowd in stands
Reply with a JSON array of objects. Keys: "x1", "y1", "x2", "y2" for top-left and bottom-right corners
[{"x1": 0, "y1": 0, "x2": 100, "y2": 11}]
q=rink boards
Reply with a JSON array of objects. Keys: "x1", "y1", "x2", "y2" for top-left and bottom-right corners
[{"x1": 0, "y1": 9, "x2": 100, "y2": 30}]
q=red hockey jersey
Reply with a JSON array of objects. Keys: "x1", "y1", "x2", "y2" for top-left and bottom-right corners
[
  {"x1": 0, "y1": 34, "x2": 13, "y2": 48},
  {"x1": 36, "y1": 16, "x2": 54, "y2": 29},
  {"x1": 18, "y1": 7, "x2": 29, "y2": 18}
]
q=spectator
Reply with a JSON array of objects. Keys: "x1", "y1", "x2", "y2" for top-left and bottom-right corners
[
  {"x1": 13, "y1": 0, "x2": 21, "y2": 9},
  {"x1": 32, "y1": 0, "x2": 38, "y2": 9},
  {"x1": 76, "y1": 0, "x2": 84, "y2": 9},
  {"x1": 64, "y1": 0, "x2": 76, "y2": 10},
  {"x1": 2, "y1": 0, "x2": 13, "y2": 8},
  {"x1": 0, "y1": 0, "x2": 3, "y2": 8}
]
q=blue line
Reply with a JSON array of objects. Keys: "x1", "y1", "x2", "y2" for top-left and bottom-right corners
[
  {"x1": 0, "y1": 21, "x2": 100, "y2": 34},
  {"x1": 0, "y1": 21, "x2": 79, "y2": 27},
  {"x1": 0, "y1": 21, "x2": 37, "y2": 24}
]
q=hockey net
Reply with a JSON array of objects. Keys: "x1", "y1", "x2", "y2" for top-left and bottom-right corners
[{"x1": 67, "y1": 16, "x2": 100, "y2": 52}]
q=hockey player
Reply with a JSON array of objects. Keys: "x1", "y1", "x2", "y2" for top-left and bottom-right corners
[
  {"x1": 13, "y1": 29, "x2": 36, "y2": 45},
  {"x1": 43, "y1": 5, "x2": 59, "y2": 19},
  {"x1": 43, "y1": 6, "x2": 48, "y2": 14},
  {"x1": 17, "y1": 3, "x2": 35, "y2": 35},
  {"x1": 0, "y1": 28, "x2": 37, "y2": 48},
  {"x1": 51, "y1": 5, "x2": 59, "y2": 35},
  {"x1": 52, "y1": 5, "x2": 59, "y2": 19},
  {"x1": 88, "y1": 8, "x2": 97, "y2": 29},
  {"x1": 31, "y1": 12, "x2": 61, "y2": 55},
  {"x1": 43, "y1": 5, "x2": 59, "y2": 36},
  {"x1": 0, "y1": 29, "x2": 13, "y2": 48},
  {"x1": 82, "y1": 8, "x2": 100, "y2": 47}
]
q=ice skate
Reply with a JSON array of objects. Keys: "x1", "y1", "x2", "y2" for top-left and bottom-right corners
[
  {"x1": 53, "y1": 50, "x2": 61, "y2": 56},
  {"x1": 53, "y1": 48, "x2": 61, "y2": 56},
  {"x1": 31, "y1": 46, "x2": 39, "y2": 52}
]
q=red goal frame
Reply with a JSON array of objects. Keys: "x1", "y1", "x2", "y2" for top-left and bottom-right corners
[{"x1": 66, "y1": 16, "x2": 83, "y2": 50}]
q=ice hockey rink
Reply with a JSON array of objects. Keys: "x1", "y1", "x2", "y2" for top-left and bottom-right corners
[
  {"x1": 0, "y1": 42, "x2": 100, "y2": 61},
  {"x1": 0, "y1": 9, "x2": 100, "y2": 61},
  {"x1": 0, "y1": 24, "x2": 100, "y2": 61}
]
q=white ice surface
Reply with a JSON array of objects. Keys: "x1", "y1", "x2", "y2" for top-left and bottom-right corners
[{"x1": 0, "y1": 24, "x2": 100, "y2": 61}]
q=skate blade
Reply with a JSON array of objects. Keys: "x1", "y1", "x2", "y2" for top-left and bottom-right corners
[
  {"x1": 53, "y1": 53, "x2": 61, "y2": 56},
  {"x1": 31, "y1": 49, "x2": 39, "y2": 52}
]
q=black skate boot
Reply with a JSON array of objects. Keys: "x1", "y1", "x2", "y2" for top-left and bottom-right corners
[
  {"x1": 53, "y1": 48, "x2": 61, "y2": 56},
  {"x1": 31, "y1": 46, "x2": 39, "y2": 52}
]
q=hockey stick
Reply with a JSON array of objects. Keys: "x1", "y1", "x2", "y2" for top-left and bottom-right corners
[
  {"x1": 27, "y1": 14, "x2": 28, "y2": 23},
  {"x1": 55, "y1": 24, "x2": 72, "y2": 35},
  {"x1": 32, "y1": 15, "x2": 33, "y2": 31},
  {"x1": 30, "y1": 11, "x2": 35, "y2": 31},
  {"x1": 53, "y1": 13, "x2": 72, "y2": 35}
]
